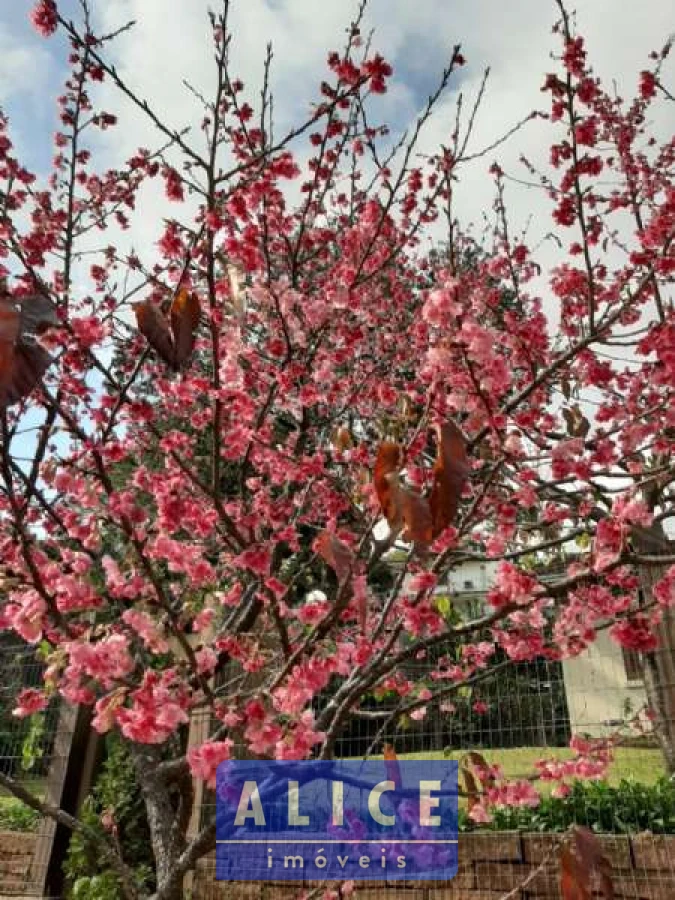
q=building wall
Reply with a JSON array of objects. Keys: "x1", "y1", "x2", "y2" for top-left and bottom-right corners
[
  {"x1": 403, "y1": 556, "x2": 649, "y2": 739},
  {"x1": 561, "y1": 629, "x2": 648, "y2": 736},
  {"x1": 445, "y1": 560, "x2": 497, "y2": 595}
]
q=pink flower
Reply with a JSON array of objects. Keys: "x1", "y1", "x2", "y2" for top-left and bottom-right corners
[
  {"x1": 162, "y1": 166, "x2": 184, "y2": 201},
  {"x1": 100, "y1": 808, "x2": 117, "y2": 835},
  {"x1": 472, "y1": 700, "x2": 488, "y2": 715},
  {"x1": 504, "y1": 780, "x2": 540, "y2": 808},
  {"x1": 122, "y1": 609, "x2": 169, "y2": 654},
  {"x1": 192, "y1": 607, "x2": 215, "y2": 632},
  {"x1": 422, "y1": 284, "x2": 460, "y2": 326},
  {"x1": 70, "y1": 315, "x2": 108, "y2": 349},
  {"x1": 639, "y1": 70, "x2": 657, "y2": 99},
  {"x1": 115, "y1": 672, "x2": 189, "y2": 743},
  {"x1": 234, "y1": 546, "x2": 270, "y2": 576},
  {"x1": 468, "y1": 802, "x2": 493, "y2": 824},
  {"x1": 30, "y1": 1, "x2": 58, "y2": 37},
  {"x1": 13, "y1": 688, "x2": 48, "y2": 718},
  {"x1": 574, "y1": 117, "x2": 598, "y2": 147},
  {"x1": 4, "y1": 593, "x2": 47, "y2": 643},
  {"x1": 613, "y1": 497, "x2": 652, "y2": 528},
  {"x1": 610, "y1": 615, "x2": 658, "y2": 653},
  {"x1": 488, "y1": 563, "x2": 538, "y2": 608},
  {"x1": 361, "y1": 54, "x2": 392, "y2": 93},
  {"x1": 188, "y1": 739, "x2": 234, "y2": 787},
  {"x1": 653, "y1": 567, "x2": 675, "y2": 608},
  {"x1": 196, "y1": 647, "x2": 218, "y2": 674},
  {"x1": 409, "y1": 571, "x2": 438, "y2": 592},
  {"x1": 562, "y1": 37, "x2": 586, "y2": 77}
]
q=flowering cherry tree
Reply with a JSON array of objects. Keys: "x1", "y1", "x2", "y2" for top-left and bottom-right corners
[{"x1": 0, "y1": 0, "x2": 673, "y2": 897}]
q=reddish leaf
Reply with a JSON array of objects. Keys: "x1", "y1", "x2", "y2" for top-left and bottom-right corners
[
  {"x1": 572, "y1": 827, "x2": 614, "y2": 899},
  {"x1": 562, "y1": 404, "x2": 590, "y2": 439},
  {"x1": 135, "y1": 290, "x2": 200, "y2": 370},
  {"x1": 383, "y1": 743, "x2": 402, "y2": 786},
  {"x1": 315, "y1": 530, "x2": 354, "y2": 584},
  {"x1": 134, "y1": 299, "x2": 175, "y2": 366},
  {"x1": 461, "y1": 765, "x2": 480, "y2": 812},
  {"x1": 560, "y1": 845, "x2": 591, "y2": 900},
  {"x1": 5, "y1": 346, "x2": 51, "y2": 406},
  {"x1": 561, "y1": 406, "x2": 575, "y2": 435},
  {"x1": 561, "y1": 377, "x2": 572, "y2": 401},
  {"x1": 331, "y1": 425, "x2": 354, "y2": 452},
  {"x1": 0, "y1": 293, "x2": 58, "y2": 408},
  {"x1": 374, "y1": 441, "x2": 404, "y2": 529},
  {"x1": 18, "y1": 293, "x2": 59, "y2": 336},
  {"x1": 0, "y1": 297, "x2": 20, "y2": 403},
  {"x1": 169, "y1": 288, "x2": 200, "y2": 367},
  {"x1": 463, "y1": 751, "x2": 492, "y2": 775},
  {"x1": 560, "y1": 827, "x2": 614, "y2": 900},
  {"x1": 398, "y1": 480, "x2": 433, "y2": 544},
  {"x1": 459, "y1": 751, "x2": 493, "y2": 811},
  {"x1": 429, "y1": 421, "x2": 469, "y2": 537}
]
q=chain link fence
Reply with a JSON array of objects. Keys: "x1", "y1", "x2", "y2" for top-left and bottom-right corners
[{"x1": 1, "y1": 611, "x2": 673, "y2": 898}]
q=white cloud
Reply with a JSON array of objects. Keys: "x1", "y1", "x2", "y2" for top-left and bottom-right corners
[
  {"x1": 0, "y1": 25, "x2": 51, "y2": 107},
  {"x1": 3, "y1": 0, "x2": 672, "y2": 304},
  {"x1": 85, "y1": 1, "x2": 671, "y2": 220}
]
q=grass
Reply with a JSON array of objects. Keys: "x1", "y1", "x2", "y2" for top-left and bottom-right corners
[
  {"x1": 392, "y1": 746, "x2": 665, "y2": 790},
  {"x1": 0, "y1": 776, "x2": 45, "y2": 800},
  {"x1": 0, "y1": 748, "x2": 666, "y2": 824}
]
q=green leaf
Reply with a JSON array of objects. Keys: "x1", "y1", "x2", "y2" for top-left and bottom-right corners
[
  {"x1": 21, "y1": 714, "x2": 45, "y2": 772},
  {"x1": 435, "y1": 594, "x2": 452, "y2": 618},
  {"x1": 575, "y1": 532, "x2": 591, "y2": 549}
]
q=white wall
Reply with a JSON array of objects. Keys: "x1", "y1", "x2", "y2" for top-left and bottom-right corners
[
  {"x1": 445, "y1": 560, "x2": 497, "y2": 595},
  {"x1": 562, "y1": 630, "x2": 648, "y2": 737}
]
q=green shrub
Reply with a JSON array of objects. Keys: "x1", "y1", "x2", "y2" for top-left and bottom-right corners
[
  {"x1": 64, "y1": 735, "x2": 155, "y2": 900},
  {"x1": 459, "y1": 776, "x2": 675, "y2": 834},
  {"x1": 0, "y1": 798, "x2": 40, "y2": 832}
]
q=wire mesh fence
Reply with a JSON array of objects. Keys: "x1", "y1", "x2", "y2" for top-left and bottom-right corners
[
  {"x1": 1, "y1": 612, "x2": 674, "y2": 898},
  {"x1": 0, "y1": 639, "x2": 53, "y2": 896}
]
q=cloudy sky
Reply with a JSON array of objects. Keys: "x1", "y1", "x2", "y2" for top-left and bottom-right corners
[{"x1": 1, "y1": 0, "x2": 672, "y2": 282}]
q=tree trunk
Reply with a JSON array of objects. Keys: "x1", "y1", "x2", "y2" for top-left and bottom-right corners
[
  {"x1": 132, "y1": 745, "x2": 189, "y2": 900},
  {"x1": 634, "y1": 526, "x2": 675, "y2": 774}
]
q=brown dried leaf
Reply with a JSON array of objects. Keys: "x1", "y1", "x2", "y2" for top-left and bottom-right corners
[
  {"x1": 562, "y1": 405, "x2": 591, "y2": 439},
  {"x1": 398, "y1": 482, "x2": 433, "y2": 545},
  {"x1": 460, "y1": 766, "x2": 480, "y2": 812},
  {"x1": 560, "y1": 827, "x2": 614, "y2": 900},
  {"x1": 169, "y1": 288, "x2": 201, "y2": 368},
  {"x1": 331, "y1": 425, "x2": 354, "y2": 452},
  {"x1": 383, "y1": 743, "x2": 402, "y2": 786},
  {"x1": 374, "y1": 441, "x2": 404, "y2": 530},
  {"x1": 19, "y1": 293, "x2": 59, "y2": 336},
  {"x1": 429, "y1": 421, "x2": 469, "y2": 537},
  {"x1": 561, "y1": 377, "x2": 572, "y2": 401},
  {"x1": 0, "y1": 297, "x2": 20, "y2": 403},
  {"x1": 463, "y1": 751, "x2": 491, "y2": 775},
  {"x1": 572, "y1": 827, "x2": 613, "y2": 898},
  {"x1": 315, "y1": 530, "x2": 354, "y2": 584},
  {"x1": 560, "y1": 845, "x2": 591, "y2": 900},
  {"x1": 134, "y1": 299, "x2": 175, "y2": 366},
  {"x1": 562, "y1": 406, "x2": 575, "y2": 435},
  {"x1": 0, "y1": 294, "x2": 58, "y2": 408},
  {"x1": 459, "y1": 751, "x2": 493, "y2": 812},
  {"x1": 3, "y1": 345, "x2": 51, "y2": 407}
]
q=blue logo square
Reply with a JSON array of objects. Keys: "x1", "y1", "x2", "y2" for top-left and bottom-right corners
[{"x1": 216, "y1": 759, "x2": 458, "y2": 881}]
